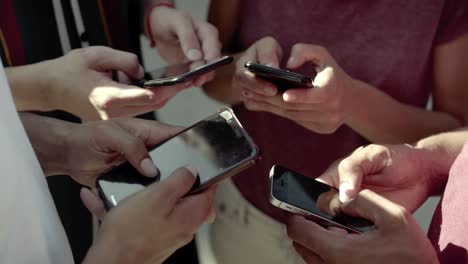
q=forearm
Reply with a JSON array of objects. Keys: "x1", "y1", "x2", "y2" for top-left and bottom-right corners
[
  {"x1": 203, "y1": 53, "x2": 242, "y2": 105},
  {"x1": 5, "y1": 60, "x2": 57, "y2": 112},
  {"x1": 346, "y1": 79, "x2": 462, "y2": 144},
  {"x1": 19, "y1": 112, "x2": 76, "y2": 176}
]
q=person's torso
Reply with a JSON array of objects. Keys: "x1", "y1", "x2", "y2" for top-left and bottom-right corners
[
  {"x1": 428, "y1": 142, "x2": 468, "y2": 263},
  {"x1": 0, "y1": 64, "x2": 73, "y2": 264},
  {"x1": 232, "y1": 0, "x2": 456, "y2": 222}
]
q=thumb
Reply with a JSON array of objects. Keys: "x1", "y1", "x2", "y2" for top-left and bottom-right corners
[
  {"x1": 338, "y1": 145, "x2": 391, "y2": 203},
  {"x1": 151, "y1": 166, "x2": 198, "y2": 205},
  {"x1": 80, "y1": 188, "x2": 107, "y2": 220}
]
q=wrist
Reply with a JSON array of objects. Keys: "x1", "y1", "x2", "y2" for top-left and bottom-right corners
[
  {"x1": 414, "y1": 140, "x2": 452, "y2": 195},
  {"x1": 341, "y1": 78, "x2": 367, "y2": 125},
  {"x1": 41, "y1": 58, "x2": 67, "y2": 112}
]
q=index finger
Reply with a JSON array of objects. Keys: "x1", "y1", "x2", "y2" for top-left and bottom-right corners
[
  {"x1": 193, "y1": 20, "x2": 222, "y2": 61},
  {"x1": 287, "y1": 216, "x2": 342, "y2": 259}
]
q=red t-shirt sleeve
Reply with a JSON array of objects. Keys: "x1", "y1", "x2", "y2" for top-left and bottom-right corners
[{"x1": 436, "y1": 0, "x2": 468, "y2": 44}]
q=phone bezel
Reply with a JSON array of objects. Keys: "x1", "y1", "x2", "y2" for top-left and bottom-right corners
[
  {"x1": 142, "y1": 56, "x2": 234, "y2": 87},
  {"x1": 96, "y1": 108, "x2": 259, "y2": 208},
  {"x1": 269, "y1": 165, "x2": 369, "y2": 233}
]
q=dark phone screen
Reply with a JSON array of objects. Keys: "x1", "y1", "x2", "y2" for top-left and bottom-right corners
[
  {"x1": 272, "y1": 167, "x2": 373, "y2": 232},
  {"x1": 98, "y1": 111, "x2": 256, "y2": 207}
]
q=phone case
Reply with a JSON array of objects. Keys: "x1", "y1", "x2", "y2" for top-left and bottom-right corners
[{"x1": 244, "y1": 61, "x2": 314, "y2": 90}]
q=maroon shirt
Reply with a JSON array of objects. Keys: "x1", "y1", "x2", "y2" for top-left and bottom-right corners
[
  {"x1": 232, "y1": 0, "x2": 468, "y2": 223},
  {"x1": 428, "y1": 142, "x2": 468, "y2": 263}
]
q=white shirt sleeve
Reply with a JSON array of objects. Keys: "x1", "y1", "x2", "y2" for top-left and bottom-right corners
[{"x1": 0, "y1": 64, "x2": 74, "y2": 264}]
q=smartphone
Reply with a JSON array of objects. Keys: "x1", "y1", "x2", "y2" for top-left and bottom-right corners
[
  {"x1": 141, "y1": 56, "x2": 233, "y2": 87},
  {"x1": 97, "y1": 108, "x2": 259, "y2": 209},
  {"x1": 244, "y1": 61, "x2": 314, "y2": 91},
  {"x1": 269, "y1": 165, "x2": 373, "y2": 233}
]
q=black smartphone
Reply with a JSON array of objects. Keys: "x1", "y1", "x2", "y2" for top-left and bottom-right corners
[
  {"x1": 97, "y1": 108, "x2": 259, "y2": 209},
  {"x1": 141, "y1": 56, "x2": 233, "y2": 87},
  {"x1": 244, "y1": 61, "x2": 314, "y2": 91},
  {"x1": 269, "y1": 165, "x2": 373, "y2": 233}
]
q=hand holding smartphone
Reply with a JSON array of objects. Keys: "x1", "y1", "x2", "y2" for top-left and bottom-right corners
[
  {"x1": 97, "y1": 108, "x2": 259, "y2": 209},
  {"x1": 269, "y1": 165, "x2": 373, "y2": 233}
]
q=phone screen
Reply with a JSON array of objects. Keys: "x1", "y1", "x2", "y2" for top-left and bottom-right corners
[
  {"x1": 98, "y1": 109, "x2": 257, "y2": 207},
  {"x1": 271, "y1": 166, "x2": 373, "y2": 232}
]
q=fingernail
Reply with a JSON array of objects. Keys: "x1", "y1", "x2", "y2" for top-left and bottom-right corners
[
  {"x1": 339, "y1": 181, "x2": 353, "y2": 203},
  {"x1": 187, "y1": 49, "x2": 203, "y2": 61},
  {"x1": 265, "y1": 87, "x2": 276, "y2": 96},
  {"x1": 242, "y1": 90, "x2": 252, "y2": 98},
  {"x1": 138, "y1": 65, "x2": 145, "y2": 79},
  {"x1": 140, "y1": 158, "x2": 158, "y2": 177},
  {"x1": 287, "y1": 57, "x2": 296, "y2": 68},
  {"x1": 283, "y1": 93, "x2": 295, "y2": 102},
  {"x1": 185, "y1": 165, "x2": 198, "y2": 178}
]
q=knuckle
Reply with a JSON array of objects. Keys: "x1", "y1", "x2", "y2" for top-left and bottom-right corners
[
  {"x1": 393, "y1": 205, "x2": 411, "y2": 224},
  {"x1": 338, "y1": 158, "x2": 354, "y2": 173},
  {"x1": 178, "y1": 10, "x2": 191, "y2": 21}
]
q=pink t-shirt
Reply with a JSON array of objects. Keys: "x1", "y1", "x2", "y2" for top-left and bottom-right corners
[
  {"x1": 231, "y1": 0, "x2": 468, "y2": 223},
  {"x1": 428, "y1": 142, "x2": 468, "y2": 263}
]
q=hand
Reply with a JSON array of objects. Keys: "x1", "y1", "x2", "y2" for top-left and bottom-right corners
[
  {"x1": 47, "y1": 46, "x2": 192, "y2": 120},
  {"x1": 149, "y1": 6, "x2": 222, "y2": 63},
  {"x1": 58, "y1": 118, "x2": 182, "y2": 187},
  {"x1": 82, "y1": 166, "x2": 217, "y2": 264},
  {"x1": 287, "y1": 190, "x2": 438, "y2": 264},
  {"x1": 234, "y1": 36, "x2": 283, "y2": 100},
  {"x1": 242, "y1": 43, "x2": 357, "y2": 134},
  {"x1": 317, "y1": 144, "x2": 440, "y2": 213}
]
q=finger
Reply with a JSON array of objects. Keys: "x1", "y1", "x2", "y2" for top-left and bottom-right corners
[
  {"x1": 85, "y1": 46, "x2": 144, "y2": 80},
  {"x1": 169, "y1": 184, "x2": 216, "y2": 233},
  {"x1": 327, "y1": 226, "x2": 349, "y2": 236},
  {"x1": 287, "y1": 216, "x2": 341, "y2": 258},
  {"x1": 193, "y1": 20, "x2": 222, "y2": 60},
  {"x1": 80, "y1": 188, "x2": 106, "y2": 220},
  {"x1": 153, "y1": 166, "x2": 198, "y2": 206},
  {"x1": 316, "y1": 190, "x2": 342, "y2": 216},
  {"x1": 113, "y1": 118, "x2": 183, "y2": 147},
  {"x1": 238, "y1": 71, "x2": 278, "y2": 96},
  {"x1": 256, "y1": 37, "x2": 282, "y2": 68},
  {"x1": 172, "y1": 12, "x2": 203, "y2": 61},
  {"x1": 282, "y1": 66, "x2": 335, "y2": 104},
  {"x1": 293, "y1": 242, "x2": 325, "y2": 264},
  {"x1": 286, "y1": 43, "x2": 329, "y2": 69},
  {"x1": 337, "y1": 145, "x2": 391, "y2": 202},
  {"x1": 341, "y1": 189, "x2": 407, "y2": 230},
  {"x1": 97, "y1": 123, "x2": 158, "y2": 177}
]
